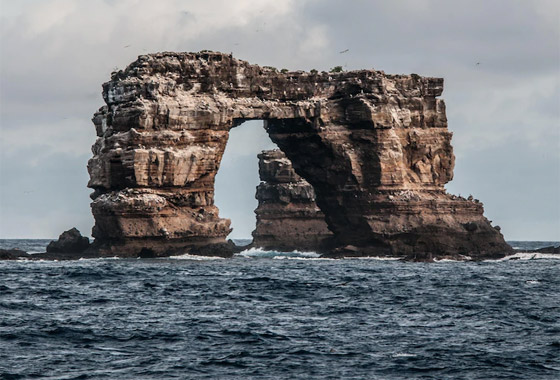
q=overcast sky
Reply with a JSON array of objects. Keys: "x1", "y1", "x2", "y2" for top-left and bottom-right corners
[{"x1": 0, "y1": 0, "x2": 558, "y2": 240}]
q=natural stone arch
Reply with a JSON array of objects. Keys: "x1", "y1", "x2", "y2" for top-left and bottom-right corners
[{"x1": 87, "y1": 51, "x2": 511, "y2": 259}]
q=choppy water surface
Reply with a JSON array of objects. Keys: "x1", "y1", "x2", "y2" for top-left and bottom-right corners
[
  {"x1": 0, "y1": 239, "x2": 53, "y2": 253},
  {"x1": 1, "y1": 242, "x2": 559, "y2": 379}
]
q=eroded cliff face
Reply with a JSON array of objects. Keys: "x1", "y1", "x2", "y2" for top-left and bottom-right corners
[
  {"x1": 252, "y1": 150, "x2": 333, "y2": 251},
  {"x1": 88, "y1": 51, "x2": 512, "y2": 259}
]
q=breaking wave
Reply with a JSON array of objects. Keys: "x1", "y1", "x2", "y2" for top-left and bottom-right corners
[
  {"x1": 495, "y1": 252, "x2": 560, "y2": 261},
  {"x1": 167, "y1": 253, "x2": 226, "y2": 260},
  {"x1": 237, "y1": 247, "x2": 322, "y2": 259}
]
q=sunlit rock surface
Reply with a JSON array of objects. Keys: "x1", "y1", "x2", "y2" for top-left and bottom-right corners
[{"x1": 87, "y1": 51, "x2": 511, "y2": 259}]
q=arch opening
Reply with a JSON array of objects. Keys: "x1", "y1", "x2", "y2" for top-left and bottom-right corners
[{"x1": 214, "y1": 120, "x2": 277, "y2": 243}]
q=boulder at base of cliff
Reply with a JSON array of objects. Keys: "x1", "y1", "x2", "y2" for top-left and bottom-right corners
[
  {"x1": 0, "y1": 249, "x2": 29, "y2": 260},
  {"x1": 47, "y1": 228, "x2": 91, "y2": 253}
]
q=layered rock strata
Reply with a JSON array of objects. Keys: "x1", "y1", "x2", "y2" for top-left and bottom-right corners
[
  {"x1": 88, "y1": 51, "x2": 512, "y2": 259},
  {"x1": 252, "y1": 149, "x2": 333, "y2": 251}
]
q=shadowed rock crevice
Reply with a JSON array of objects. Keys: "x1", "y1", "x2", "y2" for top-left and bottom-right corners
[{"x1": 86, "y1": 51, "x2": 512, "y2": 259}]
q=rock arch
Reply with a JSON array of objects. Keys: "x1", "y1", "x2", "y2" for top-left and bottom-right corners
[{"x1": 87, "y1": 51, "x2": 511, "y2": 259}]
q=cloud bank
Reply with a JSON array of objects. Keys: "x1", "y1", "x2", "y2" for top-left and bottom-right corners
[{"x1": 0, "y1": 0, "x2": 558, "y2": 239}]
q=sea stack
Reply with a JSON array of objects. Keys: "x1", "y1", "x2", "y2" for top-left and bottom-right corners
[
  {"x1": 87, "y1": 51, "x2": 512, "y2": 259},
  {"x1": 252, "y1": 149, "x2": 333, "y2": 251}
]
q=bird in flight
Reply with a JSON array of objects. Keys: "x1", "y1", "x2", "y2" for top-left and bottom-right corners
[
  {"x1": 124, "y1": 45, "x2": 131, "y2": 48},
  {"x1": 339, "y1": 49, "x2": 349, "y2": 54}
]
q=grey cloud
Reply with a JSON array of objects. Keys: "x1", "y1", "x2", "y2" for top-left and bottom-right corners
[
  {"x1": 0, "y1": 146, "x2": 93, "y2": 238},
  {"x1": 298, "y1": 0, "x2": 559, "y2": 76},
  {"x1": 0, "y1": 0, "x2": 558, "y2": 240},
  {"x1": 447, "y1": 134, "x2": 560, "y2": 240}
]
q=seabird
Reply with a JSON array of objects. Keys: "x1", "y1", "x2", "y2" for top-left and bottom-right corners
[{"x1": 339, "y1": 49, "x2": 349, "y2": 54}]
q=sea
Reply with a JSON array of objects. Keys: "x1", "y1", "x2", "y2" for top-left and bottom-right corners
[{"x1": 0, "y1": 239, "x2": 559, "y2": 380}]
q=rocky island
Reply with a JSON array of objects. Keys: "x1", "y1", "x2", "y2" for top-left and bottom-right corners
[
  {"x1": 82, "y1": 51, "x2": 512, "y2": 260},
  {"x1": 2, "y1": 51, "x2": 517, "y2": 261}
]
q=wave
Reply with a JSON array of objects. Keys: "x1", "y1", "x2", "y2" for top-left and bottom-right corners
[
  {"x1": 343, "y1": 256, "x2": 403, "y2": 261},
  {"x1": 433, "y1": 255, "x2": 472, "y2": 262},
  {"x1": 239, "y1": 248, "x2": 402, "y2": 261},
  {"x1": 392, "y1": 352, "x2": 418, "y2": 358},
  {"x1": 490, "y1": 252, "x2": 560, "y2": 261},
  {"x1": 236, "y1": 247, "x2": 322, "y2": 259},
  {"x1": 271, "y1": 256, "x2": 335, "y2": 261},
  {"x1": 166, "y1": 253, "x2": 226, "y2": 260},
  {"x1": 78, "y1": 256, "x2": 122, "y2": 261},
  {"x1": 0, "y1": 239, "x2": 52, "y2": 253}
]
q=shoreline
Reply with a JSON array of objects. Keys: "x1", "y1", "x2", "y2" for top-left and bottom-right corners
[{"x1": 1, "y1": 246, "x2": 558, "y2": 262}]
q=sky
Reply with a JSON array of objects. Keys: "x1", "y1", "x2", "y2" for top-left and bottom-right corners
[{"x1": 0, "y1": 0, "x2": 558, "y2": 240}]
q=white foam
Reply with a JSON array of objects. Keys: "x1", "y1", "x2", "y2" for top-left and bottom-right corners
[
  {"x1": 166, "y1": 253, "x2": 225, "y2": 260},
  {"x1": 392, "y1": 352, "x2": 417, "y2": 358},
  {"x1": 491, "y1": 252, "x2": 560, "y2": 261},
  {"x1": 342, "y1": 256, "x2": 403, "y2": 261},
  {"x1": 78, "y1": 256, "x2": 121, "y2": 261},
  {"x1": 271, "y1": 256, "x2": 335, "y2": 261},
  {"x1": 240, "y1": 249, "x2": 407, "y2": 261},
  {"x1": 237, "y1": 247, "x2": 321, "y2": 259},
  {"x1": 433, "y1": 255, "x2": 472, "y2": 262}
]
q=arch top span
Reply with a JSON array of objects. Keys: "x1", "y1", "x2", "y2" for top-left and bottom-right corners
[{"x1": 87, "y1": 51, "x2": 511, "y2": 259}]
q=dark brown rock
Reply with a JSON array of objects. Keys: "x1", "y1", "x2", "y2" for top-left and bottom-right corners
[
  {"x1": 188, "y1": 242, "x2": 236, "y2": 258},
  {"x1": 534, "y1": 246, "x2": 560, "y2": 254},
  {"x1": 86, "y1": 51, "x2": 512, "y2": 259},
  {"x1": 0, "y1": 249, "x2": 29, "y2": 260},
  {"x1": 46, "y1": 228, "x2": 90, "y2": 253}
]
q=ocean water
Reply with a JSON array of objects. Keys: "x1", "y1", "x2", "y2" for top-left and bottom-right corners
[
  {"x1": 0, "y1": 239, "x2": 54, "y2": 253},
  {"x1": 0, "y1": 240, "x2": 559, "y2": 379}
]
